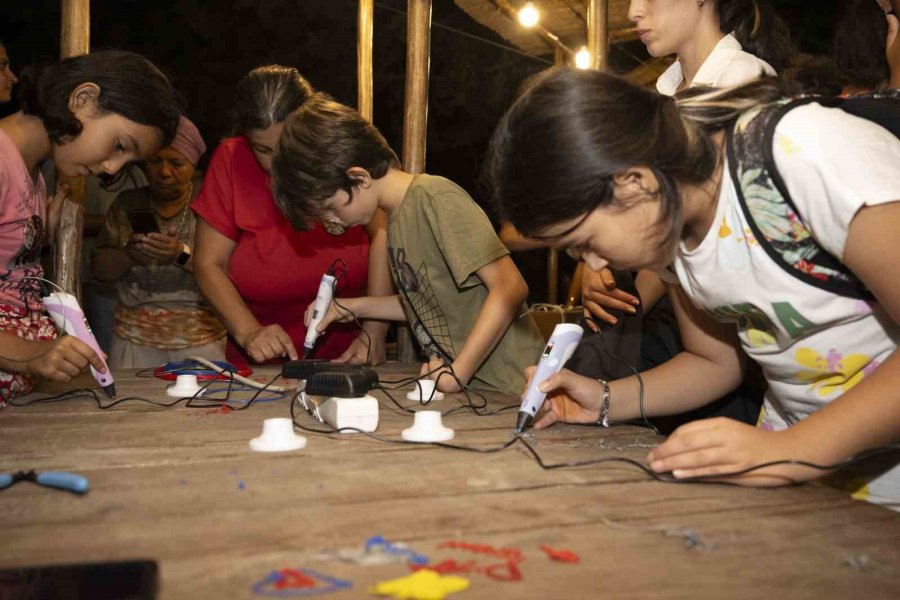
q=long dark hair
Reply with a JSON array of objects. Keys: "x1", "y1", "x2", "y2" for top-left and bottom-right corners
[
  {"x1": 17, "y1": 50, "x2": 181, "y2": 146},
  {"x1": 231, "y1": 65, "x2": 314, "y2": 135},
  {"x1": 486, "y1": 67, "x2": 786, "y2": 243},
  {"x1": 271, "y1": 93, "x2": 398, "y2": 231},
  {"x1": 716, "y1": 0, "x2": 791, "y2": 72},
  {"x1": 833, "y1": 0, "x2": 890, "y2": 90}
]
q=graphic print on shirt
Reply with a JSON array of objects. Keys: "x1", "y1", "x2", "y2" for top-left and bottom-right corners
[
  {"x1": 705, "y1": 303, "x2": 778, "y2": 348},
  {"x1": 1, "y1": 171, "x2": 46, "y2": 312},
  {"x1": 716, "y1": 213, "x2": 757, "y2": 270},
  {"x1": 389, "y1": 246, "x2": 456, "y2": 361},
  {"x1": 794, "y1": 347, "x2": 880, "y2": 398},
  {"x1": 8, "y1": 215, "x2": 44, "y2": 269}
]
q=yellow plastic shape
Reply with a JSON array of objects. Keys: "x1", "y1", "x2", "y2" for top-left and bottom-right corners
[{"x1": 368, "y1": 569, "x2": 470, "y2": 600}]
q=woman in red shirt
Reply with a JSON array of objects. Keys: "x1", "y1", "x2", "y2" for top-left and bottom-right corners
[{"x1": 192, "y1": 66, "x2": 390, "y2": 366}]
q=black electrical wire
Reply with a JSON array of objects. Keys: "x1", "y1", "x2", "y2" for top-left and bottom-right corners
[
  {"x1": 582, "y1": 314, "x2": 660, "y2": 435},
  {"x1": 319, "y1": 257, "x2": 377, "y2": 369},
  {"x1": 288, "y1": 394, "x2": 900, "y2": 487},
  {"x1": 7, "y1": 369, "x2": 284, "y2": 412}
]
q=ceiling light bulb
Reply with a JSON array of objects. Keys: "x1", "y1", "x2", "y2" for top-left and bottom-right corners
[
  {"x1": 519, "y1": 3, "x2": 540, "y2": 28},
  {"x1": 575, "y1": 47, "x2": 591, "y2": 69}
]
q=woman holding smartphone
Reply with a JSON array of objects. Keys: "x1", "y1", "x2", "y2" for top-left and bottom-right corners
[{"x1": 91, "y1": 115, "x2": 226, "y2": 368}]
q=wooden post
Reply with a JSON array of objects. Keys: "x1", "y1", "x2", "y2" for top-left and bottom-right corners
[
  {"x1": 357, "y1": 0, "x2": 374, "y2": 121},
  {"x1": 54, "y1": 201, "x2": 84, "y2": 301},
  {"x1": 396, "y1": 0, "x2": 432, "y2": 363},
  {"x1": 61, "y1": 0, "x2": 89, "y2": 59},
  {"x1": 402, "y1": 0, "x2": 431, "y2": 175},
  {"x1": 56, "y1": 0, "x2": 90, "y2": 298},
  {"x1": 587, "y1": 0, "x2": 609, "y2": 70}
]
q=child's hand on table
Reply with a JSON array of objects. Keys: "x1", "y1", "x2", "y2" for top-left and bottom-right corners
[
  {"x1": 420, "y1": 356, "x2": 462, "y2": 393},
  {"x1": 647, "y1": 418, "x2": 814, "y2": 486}
]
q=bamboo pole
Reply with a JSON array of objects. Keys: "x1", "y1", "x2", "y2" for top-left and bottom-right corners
[
  {"x1": 61, "y1": 0, "x2": 89, "y2": 59},
  {"x1": 587, "y1": 0, "x2": 609, "y2": 70},
  {"x1": 402, "y1": 0, "x2": 431, "y2": 176},
  {"x1": 357, "y1": 0, "x2": 374, "y2": 121},
  {"x1": 56, "y1": 0, "x2": 90, "y2": 298},
  {"x1": 396, "y1": 0, "x2": 432, "y2": 363}
]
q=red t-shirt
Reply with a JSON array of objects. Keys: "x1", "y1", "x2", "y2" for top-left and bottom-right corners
[{"x1": 192, "y1": 136, "x2": 369, "y2": 365}]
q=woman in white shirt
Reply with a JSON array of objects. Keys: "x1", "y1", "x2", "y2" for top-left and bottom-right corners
[
  {"x1": 633, "y1": 0, "x2": 788, "y2": 94},
  {"x1": 488, "y1": 68, "x2": 900, "y2": 507},
  {"x1": 571, "y1": 0, "x2": 790, "y2": 432}
]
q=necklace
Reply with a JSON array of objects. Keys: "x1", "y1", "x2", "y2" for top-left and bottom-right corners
[{"x1": 151, "y1": 183, "x2": 193, "y2": 237}]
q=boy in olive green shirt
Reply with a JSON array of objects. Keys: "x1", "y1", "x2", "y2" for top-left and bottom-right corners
[{"x1": 271, "y1": 94, "x2": 544, "y2": 395}]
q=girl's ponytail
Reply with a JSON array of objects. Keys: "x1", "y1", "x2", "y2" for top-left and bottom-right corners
[
  {"x1": 675, "y1": 77, "x2": 787, "y2": 133},
  {"x1": 716, "y1": 0, "x2": 791, "y2": 72}
]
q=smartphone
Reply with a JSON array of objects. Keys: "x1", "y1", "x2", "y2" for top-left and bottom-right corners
[
  {"x1": 0, "y1": 559, "x2": 158, "y2": 599},
  {"x1": 128, "y1": 208, "x2": 160, "y2": 234}
]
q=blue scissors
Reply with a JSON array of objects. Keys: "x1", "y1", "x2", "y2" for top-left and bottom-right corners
[{"x1": 0, "y1": 470, "x2": 89, "y2": 494}]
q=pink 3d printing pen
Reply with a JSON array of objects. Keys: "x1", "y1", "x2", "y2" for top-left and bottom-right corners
[{"x1": 42, "y1": 291, "x2": 116, "y2": 399}]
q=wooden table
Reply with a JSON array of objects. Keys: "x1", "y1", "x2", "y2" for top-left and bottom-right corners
[{"x1": 2, "y1": 364, "x2": 899, "y2": 599}]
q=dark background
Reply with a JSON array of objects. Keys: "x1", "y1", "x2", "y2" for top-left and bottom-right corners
[{"x1": 0, "y1": 0, "x2": 839, "y2": 301}]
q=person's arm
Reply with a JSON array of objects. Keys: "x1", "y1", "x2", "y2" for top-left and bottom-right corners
[
  {"x1": 425, "y1": 255, "x2": 530, "y2": 392},
  {"x1": 334, "y1": 208, "x2": 393, "y2": 365},
  {"x1": 307, "y1": 294, "x2": 407, "y2": 328},
  {"x1": 91, "y1": 244, "x2": 136, "y2": 283},
  {"x1": 533, "y1": 282, "x2": 747, "y2": 428},
  {"x1": 0, "y1": 332, "x2": 106, "y2": 383},
  {"x1": 648, "y1": 202, "x2": 900, "y2": 486},
  {"x1": 634, "y1": 269, "x2": 667, "y2": 312},
  {"x1": 498, "y1": 222, "x2": 546, "y2": 252},
  {"x1": 887, "y1": 11, "x2": 900, "y2": 88},
  {"x1": 193, "y1": 217, "x2": 298, "y2": 362}
]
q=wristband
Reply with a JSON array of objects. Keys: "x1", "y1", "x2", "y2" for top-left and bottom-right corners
[
  {"x1": 596, "y1": 378, "x2": 610, "y2": 427},
  {"x1": 176, "y1": 243, "x2": 192, "y2": 266}
]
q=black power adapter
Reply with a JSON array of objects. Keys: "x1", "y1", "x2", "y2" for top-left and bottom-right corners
[
  {"x1": 282, "y1": 360, "x2": 370, "y2": 381},
  {"x1": 304, "y1": 369, "x2": 380, "y2": 398}
]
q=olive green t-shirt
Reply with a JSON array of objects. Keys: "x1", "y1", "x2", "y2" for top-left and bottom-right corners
[{"x1": 387, "y1": 174, "x2": 545, "y2": 395}]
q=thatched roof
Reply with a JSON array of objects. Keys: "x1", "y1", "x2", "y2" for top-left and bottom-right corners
[{"x1": 453, "y1": 0, "x2": 637, "y2": 57}]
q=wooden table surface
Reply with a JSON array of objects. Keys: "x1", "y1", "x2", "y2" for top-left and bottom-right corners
[{"x1": 1, "y1": 364, "x2": 899, "y2": 599}]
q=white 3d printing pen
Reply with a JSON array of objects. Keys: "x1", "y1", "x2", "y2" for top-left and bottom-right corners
[
  {"x1": 515, "y1": 323, "x2": 583, "y2": 432},
  {"x1": 303, "y1": 273, "x2": 337, "y2": 358}
]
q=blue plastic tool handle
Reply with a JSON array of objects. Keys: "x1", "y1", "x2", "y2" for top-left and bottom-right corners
[
  {"x1": 36, "y1": 471, "x2": 89, "y2": 494},
  {"x1": 0, "y1": 474, "x2": 12, "y2": 489}
]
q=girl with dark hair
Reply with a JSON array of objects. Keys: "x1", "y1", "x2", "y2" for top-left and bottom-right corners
[
  {"x1": 488, "y1": 67, "x2": 900, "y2": 506},
  {"x1": 0, "y1": 40, "x2": 17, "y2": 104},
  {"x1": 833, "y1": 0, "x2": 900, "y2": 94},
  {"x1": 571, "y1": 0, "x2": 789, "y2": 431},
  {"x1": 0, "y1": 50, "x2": 182, "y2": 401},
  {"x1": 192, "y1": 66, "x2": 391, "y2": 366}
]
